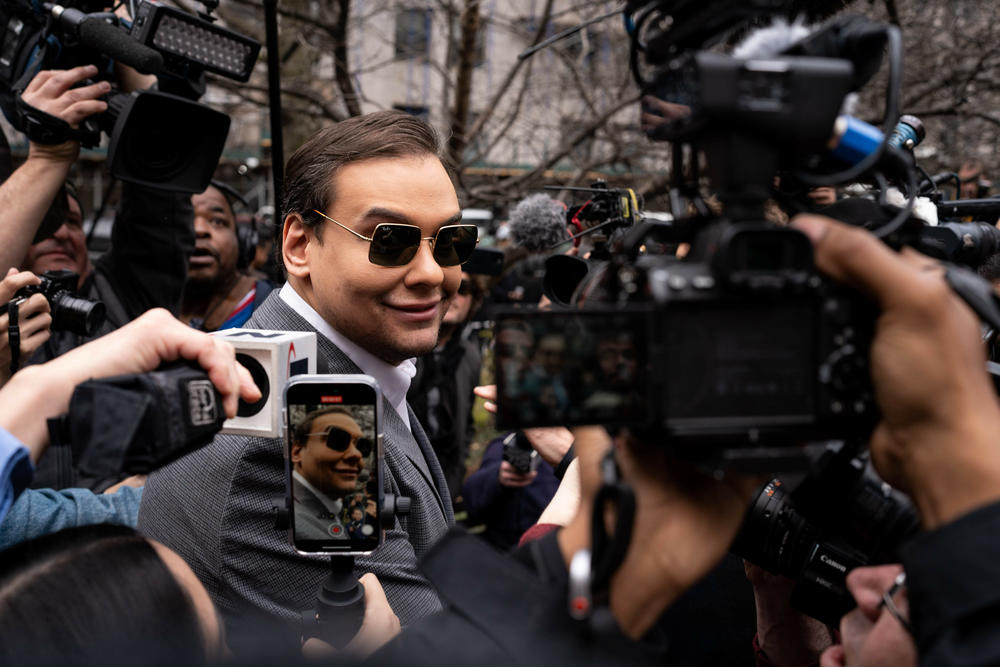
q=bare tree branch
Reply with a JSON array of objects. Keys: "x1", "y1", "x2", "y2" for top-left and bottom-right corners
[{"x1": 464, "y1": 0, "x2": 556, "y2": 142}]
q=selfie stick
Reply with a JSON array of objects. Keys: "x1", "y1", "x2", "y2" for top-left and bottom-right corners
[
  {"x1": 302, "y1": 556, "x2": 365, "y2": 647},
  {"x1": 300, "y1": 493, "x2": 410, "y2": 648}
]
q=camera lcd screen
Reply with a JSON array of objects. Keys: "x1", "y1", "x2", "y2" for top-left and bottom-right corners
[
  {"x1": 286, "y1": 380, "x2": 381, "y2": 554},
  {"x1": 495, "y1": 309, "x2": 651, "y2": 429},
  {"x1": 662, "y1": 300, "x2": 815, "y2": 422}
]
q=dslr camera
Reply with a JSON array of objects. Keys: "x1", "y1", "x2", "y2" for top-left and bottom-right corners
[{"x1": 2, "y1": 268, "x2": 104, "y2": 336}]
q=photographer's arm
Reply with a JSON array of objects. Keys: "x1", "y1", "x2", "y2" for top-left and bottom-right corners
[
  {"x1": 793, "y1": 214, "x2": 1000, "y2": 666},
  {"x1": 0, "y1": 308, "x2": 259, "y2": 462},
  {"x1": 0, "y1": 66, "x2": 109, "y2": 273}
]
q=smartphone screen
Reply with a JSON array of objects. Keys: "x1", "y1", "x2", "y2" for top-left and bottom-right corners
[{"x1": 285, "y1": 375, "x2": 383, "y2": 554}]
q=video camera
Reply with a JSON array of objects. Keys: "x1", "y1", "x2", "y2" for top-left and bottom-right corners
[
  {"x1": 0, "y1": 0, "x2": 260, "y2": 193},
  {"x1": 496, "y1": 4, "x2": 914, "y2": 469}
]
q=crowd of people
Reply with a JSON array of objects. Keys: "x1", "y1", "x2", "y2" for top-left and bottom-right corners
[{"x1": 2, "y1": 21, "x2": 1000, "y2": 667}]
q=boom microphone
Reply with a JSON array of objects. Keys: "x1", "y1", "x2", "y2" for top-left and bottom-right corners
[
  {"x1": 51, "y1": 5, "x2": 164, "y2": 75},
  {"x1": 507, "y1": 193, "x2": 569, "y2": 252}
]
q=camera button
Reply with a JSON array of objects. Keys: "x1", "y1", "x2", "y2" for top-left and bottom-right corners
[
  {"x1": 668, "y1": 275, "x2": 687, "y2": 291},
  {"x1": 692, "y1": 275, "x2": 715, "y2": 290}
]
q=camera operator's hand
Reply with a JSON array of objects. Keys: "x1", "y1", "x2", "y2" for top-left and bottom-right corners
[
  {"x1": 0, "y1": 66, "x2": 111, "y2": 272},
  {"x1": 0, "y1": 308, "x2": 260, "y2": 461},
  {"x1": 556, "y1": 426, "x2": 765, "y2": 640},
  {"x1": 0, "y1": 269, "x2": 51, "y2": 386},
  {"x1": 21, "y1": 65, "x2": 110, "y2": 162},
  {"x1": 302, "y1": 573, "x2": 401, "y2": 659},
  {"x1": 640, "y1": 94, "x2": 691, "y2": 136},
  {"x1": 744, "y1": 562, "x2": 833, "y2": 665},
  {"x1": 794, "y1": 214, "x2": 1000, "y2": 529},
  {"x1": 498, "y1": 460, "x2": 537, "y2": 488},
  {"x1": 522, "y1": 427, "x2": 573, "y2": 468}
]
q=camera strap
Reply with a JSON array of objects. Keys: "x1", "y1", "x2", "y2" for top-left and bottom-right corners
[
  {"x1": 12, "y1": 48, "x2": 101, "y2": 148},
  {"x1": 7, "y1": 298, "x2": 21, "y2": 376},
  {"x1": 568, "y1": 446, "x2": 636, "y2": 631},
  {"x1": 15, "y1": 93, "x2": 101, "y2": 147}
]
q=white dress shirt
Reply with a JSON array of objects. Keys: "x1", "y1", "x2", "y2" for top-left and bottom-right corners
[{"x1": 280, "y1": 283, "x2": 416, "y2": 432}]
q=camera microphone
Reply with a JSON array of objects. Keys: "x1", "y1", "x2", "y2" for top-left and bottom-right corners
[
  {"x1": 50, "y1": 5, "x2": 164, "y2": 75},
  {"x1": 508, "y1": 193, "x2": 570, "y2": 252}
]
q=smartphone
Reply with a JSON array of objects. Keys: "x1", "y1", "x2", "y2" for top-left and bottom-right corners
[{"x1": 284, "y1": 374, "x2": 383, "y2": 554}]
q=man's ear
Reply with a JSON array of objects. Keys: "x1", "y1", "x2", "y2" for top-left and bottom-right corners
[
  {"x1": 283, "y1": 213, "x2": 313, "y2": 280},
  {"x1": 290, "y1": 441, "x2": 304, "y2": 464}
]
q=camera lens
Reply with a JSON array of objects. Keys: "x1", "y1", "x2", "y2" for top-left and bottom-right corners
[
  {"x1": 50, "y1": 292, "x2": 106, "y2": 336},
  {"x1": 731, "y1": 479, "x2": 818, "y2": 578}
]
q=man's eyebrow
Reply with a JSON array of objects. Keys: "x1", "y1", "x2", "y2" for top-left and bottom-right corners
[{"x1": 359, "y1": 207, "x2": 463, "y2": 228}]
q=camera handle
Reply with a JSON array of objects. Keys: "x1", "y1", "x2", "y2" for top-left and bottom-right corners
[
  {"x1": 297, "y1": 493, "x2": 410, "y2": 649},
  {"x1": 300, "y1": 555, "x2": 365, "y2": 648}
]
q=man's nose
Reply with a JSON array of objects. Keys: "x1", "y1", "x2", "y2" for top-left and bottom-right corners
[
  {"x1": 344, "y1": 441, "x2": 363, "y2": 462},
  {"x1": 404, "y1": 239, "x2": 445, "y2": 288},
  {"x1": 193, "y1": 216, "x2": 211, "y2": 237}
]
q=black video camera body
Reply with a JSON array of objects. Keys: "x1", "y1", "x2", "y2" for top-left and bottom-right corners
[
  {"x1": 0, "y1": 0, "x2": 260, "y2": 193},
  {"x1": 496, "y1": 222, "x2": 879, "y2": 467},
  {"x1": 8, "y1": 269, "x2": 104, "y2": 336}
]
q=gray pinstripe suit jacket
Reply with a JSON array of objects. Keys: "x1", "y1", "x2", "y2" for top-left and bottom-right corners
[{"x1": 136, "y1": 292, "x2": 453, "y2": 651}]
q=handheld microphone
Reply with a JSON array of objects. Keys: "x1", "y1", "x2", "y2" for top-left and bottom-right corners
[{"x1": 50, "y1": 5, "x2": 164, "y2": 74}]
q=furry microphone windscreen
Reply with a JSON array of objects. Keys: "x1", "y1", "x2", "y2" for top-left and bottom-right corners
[{"x1": 508, "y1": 193, "x2": 570, "y2": 252}]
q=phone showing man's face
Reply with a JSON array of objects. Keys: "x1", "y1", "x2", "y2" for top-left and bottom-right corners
[{"x1": 285, "y1": 375, "x2": 383, "y2": 554}]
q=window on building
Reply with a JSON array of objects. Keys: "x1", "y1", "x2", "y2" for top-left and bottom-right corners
[{"x1": 395, "y1": 8, "x2": 433, "y2": 59}]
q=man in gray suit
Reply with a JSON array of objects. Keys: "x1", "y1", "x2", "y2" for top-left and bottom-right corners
[{"x1": 137, "y1": 110, "x2": 478, "y2": 652}]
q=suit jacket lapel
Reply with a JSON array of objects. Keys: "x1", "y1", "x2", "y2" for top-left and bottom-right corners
[{"x1": 408, "y1": 405, "x2": 454, "y2": 523}]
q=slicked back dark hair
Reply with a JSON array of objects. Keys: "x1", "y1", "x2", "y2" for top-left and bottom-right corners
[{"x1": 281, "y1": 110, "x2": 451, "y2": 241}]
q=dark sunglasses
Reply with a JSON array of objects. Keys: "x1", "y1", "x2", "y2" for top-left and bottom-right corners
[
  {"x1": 458, "y1": 279, "x2": 472, "y2": 296},
  {"x1": 313, "y1": 209, "x2": 479, "y2": 267},
  {"x1": 304, "y1": 425, "x2": 373, "y2": 458}
]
